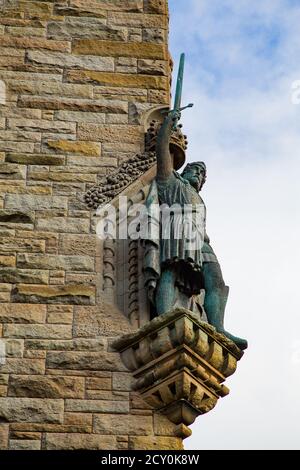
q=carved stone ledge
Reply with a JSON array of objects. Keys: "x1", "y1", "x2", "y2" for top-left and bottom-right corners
[{"x1": 113, "y1": 308, "x2": 244, "y2": 437}]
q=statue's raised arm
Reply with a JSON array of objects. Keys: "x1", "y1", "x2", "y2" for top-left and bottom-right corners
[{"x1": 156, "y1": 111, "x2": 180, "y2": 180}]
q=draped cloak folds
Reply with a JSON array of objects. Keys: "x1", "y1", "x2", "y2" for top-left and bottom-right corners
[{"x1": 142, "y1": 171, "x2": 207, "y2": 299}]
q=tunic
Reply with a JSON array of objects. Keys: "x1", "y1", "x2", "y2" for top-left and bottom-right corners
[{"x1": 143, "y1": 171, "x2": 206, "y2": 296}]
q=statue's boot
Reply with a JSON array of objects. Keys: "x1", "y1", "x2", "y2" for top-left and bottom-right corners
[{"x1": 204, "y1": 286, "x2": 248, "y2": 351}]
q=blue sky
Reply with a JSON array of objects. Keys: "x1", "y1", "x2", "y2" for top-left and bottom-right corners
[{"x1": 169, "y1": 0, "x2": 300, "y2": 450}]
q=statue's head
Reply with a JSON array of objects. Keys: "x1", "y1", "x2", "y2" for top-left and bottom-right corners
[{"x1": 182, "y1": 162, "x2": 207, "y2": 192}]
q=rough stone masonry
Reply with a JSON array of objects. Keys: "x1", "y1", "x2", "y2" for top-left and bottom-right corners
[{"x1": 0, "y1": 0, "x2": 185, "y2": 450}]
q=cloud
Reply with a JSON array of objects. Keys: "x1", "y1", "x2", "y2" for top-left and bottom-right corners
[{"x1": 169, "y1": 0, "x2": 300, "y2": 450}]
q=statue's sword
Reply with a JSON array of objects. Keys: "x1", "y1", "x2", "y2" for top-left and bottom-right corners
[{"x1": 164, "y1": 53, "x2": 194, "y2": 129}]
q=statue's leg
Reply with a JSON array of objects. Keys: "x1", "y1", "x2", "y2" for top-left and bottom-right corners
[
  {"x1": 203, "y1": 262, "x2": 248, "y2": 350},
  {"x1": 155, "y1": 268, "x2": 177, "y2": 316}
]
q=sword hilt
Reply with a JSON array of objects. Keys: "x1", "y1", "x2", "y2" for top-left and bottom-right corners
[{"x1": 161, "y1": 103, "x2": 194, "y2": 129}]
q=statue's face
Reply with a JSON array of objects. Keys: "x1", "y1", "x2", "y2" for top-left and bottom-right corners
[{"x1": 182, "y1": 166, "x2": 206, "y2": 192}]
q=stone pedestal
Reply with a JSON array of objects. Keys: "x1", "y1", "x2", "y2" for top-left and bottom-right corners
[{"x1": 113, "y1": 309, "x2": 244, "y2": 438}]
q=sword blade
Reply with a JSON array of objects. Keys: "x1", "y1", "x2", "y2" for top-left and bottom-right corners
[{"x1": 173, "y1": 53, "x2": 185, "y2": 111}]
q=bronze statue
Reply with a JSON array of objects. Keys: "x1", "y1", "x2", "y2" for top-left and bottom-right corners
[{"x1": 143, "y1": 54, "x2": 247, "y2": 350}]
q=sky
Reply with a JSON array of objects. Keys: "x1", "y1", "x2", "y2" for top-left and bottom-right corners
[{"x1": 169, "y1": 0, "x2": 300, "y2": 450}]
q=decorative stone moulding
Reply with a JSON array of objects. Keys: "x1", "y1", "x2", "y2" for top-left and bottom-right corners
[{"x1": 113, "y1": 308, "x2": 244, "y2": 438}]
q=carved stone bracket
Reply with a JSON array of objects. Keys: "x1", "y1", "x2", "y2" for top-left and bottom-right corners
[{"x1": 113, "y1": 308, "x2": 244, "y2": 437}]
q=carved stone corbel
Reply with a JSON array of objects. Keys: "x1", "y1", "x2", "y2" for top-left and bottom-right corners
[{"x1": 113, "y1": 308, "x2": 243, "y2": 438}]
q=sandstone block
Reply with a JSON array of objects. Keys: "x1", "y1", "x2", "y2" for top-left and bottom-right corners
[
  {"x1": 8, "y1": 375, "x2": 85, "y2": 399},
  {"x1": 46, "y1": 351, "x2": 126, "y2": 372},
  {"x1": 0, "y1": 36, "x2": 70, "y2": 52},
  {"x1": 11, "y1": 284, "x2": 95, "y2": 305},
  {"x1": 18, "y1": 1, "x2": 53, "y2": 16},
  {"x1": 73, "y1": 305, "x2": 131, "y2": 338},
  {"x1": 5, "y1": 195, "x2": 67, "y2": 211},
  {"x1": 0, "y1": 268, "x2": 48, "y2": 285},
  {"x1": 47, "y1": 305, "x2": 73, "y2": 314},
  {"x1": 0, "y1": 142, "x2": 35, "y2": 153},
  {"x1": 55, "y1": 110, "x2": 106, "y2": 124},
  {"x1": 59, "y1": 234, "x2": 96, "y2": 256},
  {"x1": 27, "y1": 50, "x2": 114, "y2": 71},
  {"x1": 9, "y1": 431, "x2": 41, "y2": 440},
  {"x1": 73, "y1": 40, "x2": 167, "y2": 59},
  {"x1": 53, "y1": 182, "x2": 85, "y2": 196},
  {"x1": 17, "y1": 254, "x2": 94, "y2": 272},
  {"x1": 24, "y1": 350, "x2": 46, "y2": 359},
  {"x1": 0, "y1": 256, "x2": 15, "y2": 268},
  {"x1": 29, "y1": 168, "x2": 97, "y2": 184},
  {"x1": 0, "y1": 181, "x2": 25, "y2": 194},
  {"x1": 86, "y1": 390, "x2": 128, "y2": 401},
  {"x1": 3, "y1": 324, "x2": 72, "y2": 340},
  {"x1": 67, "y1": 70, "x2": 168, "y2": 90},
  {"x1": 9, "y1": 440, "x2": 41, "y2": 450},
  {"x1": 54, "y1": 4, "x2": 106, "y2": 18},
  {"x1": 0, "y1": 358, "x2": 45, "y2": 375},
  {"x1": 48, "y1": 18, "x2": 126, "y2": 41},
  {"x1": 6, "y1": 26, "x2": 45, "y2": 38},
  {"x1": 5, "y1": 153, "x2": 65, "y2": 166},
  {"x1": 65, "y1": 399, "x2": 129, "y2": 414},
  {"x1": 0, "y1": 303, "x2": 46, "y2": 324},
  {"x1": 143, "y1": 28, "x2": 166, "y2": 43},
  {"x1": 86, "y1": 377, "x2": 112, "y2": 391},
  {"x1": 45, "y1": 140, "x2": 101, "y2": 156},
  {"x1": 0, "y1": 163, "x2": 26, "y2": 180},
  {"x1": 0, "y1": 398, "x2": 64, "y2": 424},
  {"x1": 148, "y1": 88, "x2": 169, "y2": 104},
  {"x1": 94, "y1": 85, "x2": 147, "y2": 101},
  {"x1": 0, "y1": 130, "x2": 41, "y2": 143},
  {"x1": 0, "y1": 424, "x2": 9, "y2": 450},
  {"x1": 45, "y1": 433, "x2": 117, "y2": 450},
  {"x1": 3, "y1": 339, "x2": 24, "y2": 358},
  {"x1": 69, "y1": 0, "x2": 143, "y2": 13},
  {"x1": 138, "y1": 58, "x2": 168, "y2": 75},
  {"x1": 108, "y1": 12, "x2": 167, "y2": 28},
  {"x1": 0, "y1": 375, "x2": 8, "y2": 385},
  {"x1": 19, "y1": 96, "x2": 127, "y2": 114},
  {"x1": 47, "y1": 311, "x2": 73, "y2": 324},
  {"x1": 8, "y1": 118, "x2": 77, "y2": 134},
  {"x1": 0, "y1": 238, "x2": 45, "y2": 254},
  {"x1": 36, "y1": 217, "x2": 90, "y2": 233},
  {"x1": 25, "y1": 338, "x2": 106, "y2": 352},
  {"x1": 94, "y1": 414, "x2": 152, "y2": 436},
  {"x1": 112, "y1": 372, "x2": 134, "y2": 391},
  {"x1": 129, "y1": 436, "x2": 183, "y2": 451},
  {"x1": 78, "y1": 123, "x2": 143, "y2": 143},
  {"x1": 7, "y1": 81, "x2": 93, "y2": 99},
  {"x1": 0, "y1": 210, "x2": 34, "y2": 226},
  {"x1": 144, "y1": 0, "x2": 167, "y2": 14}
]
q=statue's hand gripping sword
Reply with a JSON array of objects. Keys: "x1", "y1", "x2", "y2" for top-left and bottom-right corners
[{"x1": 162, "y1": 53, "x2": 194, "y2": 129}]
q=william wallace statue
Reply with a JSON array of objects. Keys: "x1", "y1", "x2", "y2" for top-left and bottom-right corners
[{"x1": 143, "y1": 54, "x2": 247, "y2": 350}]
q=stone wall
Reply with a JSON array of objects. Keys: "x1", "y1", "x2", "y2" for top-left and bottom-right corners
[{"x1": 0, "y1": 0, "x2": 183, "y2": 450}]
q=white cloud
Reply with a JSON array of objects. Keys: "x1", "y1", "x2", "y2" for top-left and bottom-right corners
[{"x1": 169, "y1": 0, "x2": 300, "y2": 450}]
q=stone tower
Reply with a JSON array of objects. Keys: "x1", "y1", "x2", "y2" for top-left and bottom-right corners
[{"x1": 0, "y1": 0, "x2": 245, "y2": 451}]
